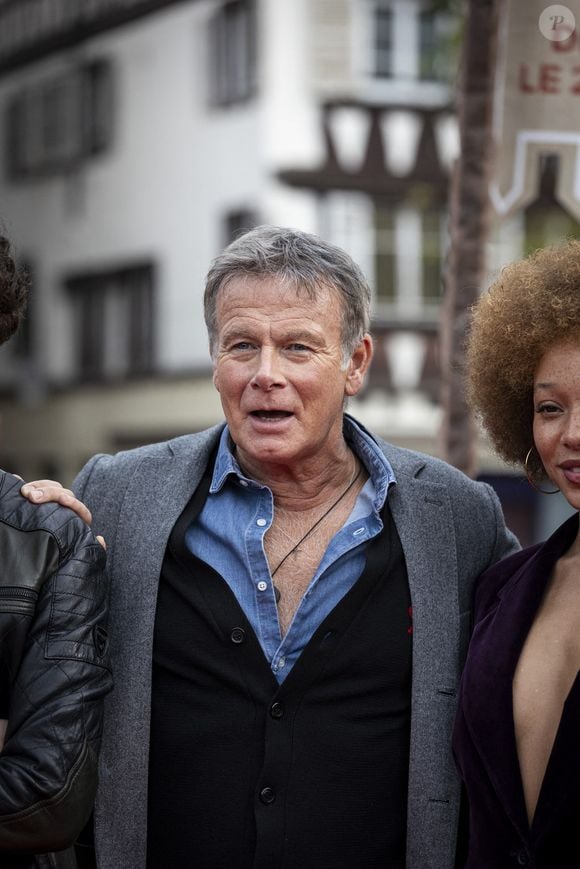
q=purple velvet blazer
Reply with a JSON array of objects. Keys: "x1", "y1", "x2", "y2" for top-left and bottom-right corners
[{"x1": 453, "y1": 511, "x2": 580, "y2": 869}]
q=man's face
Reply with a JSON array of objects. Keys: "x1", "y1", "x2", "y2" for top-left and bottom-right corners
[{"x1": 212, "y1": 275, "x2": 371, "y2": 471}]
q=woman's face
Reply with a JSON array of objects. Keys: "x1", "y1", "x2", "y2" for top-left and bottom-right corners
[{"x1": 533, "y1": 341, "x2": 580, "y2": 509}]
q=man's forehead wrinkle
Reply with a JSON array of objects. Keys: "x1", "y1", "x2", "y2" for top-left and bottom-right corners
[
  {"x1": 217, "y1": 273, "x2": 336, "y2": 305},
  {"x1": 220, "y1": 314, "x2": 327, "y2": 340}
]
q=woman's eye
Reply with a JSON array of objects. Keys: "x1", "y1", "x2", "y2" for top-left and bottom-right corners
[{"x1": 536, "y1": 403, "x2": 561, "y2": 415}]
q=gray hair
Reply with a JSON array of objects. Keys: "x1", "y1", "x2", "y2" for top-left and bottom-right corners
[{"x1": 204, "y1": 225, "x2": 371, "y2": 362}]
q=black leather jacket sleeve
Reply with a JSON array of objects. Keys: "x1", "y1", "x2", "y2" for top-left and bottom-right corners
[{"x1": 0, "y1": 471, "x2": 113, "y2": 855}]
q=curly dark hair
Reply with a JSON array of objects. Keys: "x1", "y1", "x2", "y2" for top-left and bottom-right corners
[
  {"x1": 0, "y1": 235, "x2": 28, "y2": 345},
  {"x1": 467, "y1": 239, "x2": 580, "y2": 480}
]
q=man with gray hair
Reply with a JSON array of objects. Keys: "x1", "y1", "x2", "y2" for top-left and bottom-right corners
[{"x1": 24, "y1": 225, "x2": 518, "y2": 869}]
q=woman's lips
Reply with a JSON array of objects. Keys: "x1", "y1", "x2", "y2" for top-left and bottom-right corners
[{"x1": 558, "y1": 461, "x2": 580, "y2": 484}]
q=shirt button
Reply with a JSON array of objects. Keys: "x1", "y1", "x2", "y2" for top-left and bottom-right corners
[
  {"x1": 239, "y1": 479, "x2": 249, "y2": 487},
  {"x1": 257, "y1": 581, "x2": 268, "y2": 592},
  {"x1": 230, "y1": 627, "x2": 246, "y2": 644},
  {"x1": 270, "y1": 702, "x2": 284, "y2": 719},
  {"x1": 256, "y1": 518, "x2": 267, "y2": 527},
  {"x1": 277, "y1": 657, "x2": 286, "y2": 669},
  {"x1": 259, "y1": 786, "x2": 276, "y2": 804}
]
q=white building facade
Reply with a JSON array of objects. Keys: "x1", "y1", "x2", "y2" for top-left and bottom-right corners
[{"x1": 0, "y1": 0, "x2": 465, "y2": 483}]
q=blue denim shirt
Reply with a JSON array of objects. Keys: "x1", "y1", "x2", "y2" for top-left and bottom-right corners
[{"x1": 185, "y1": 417, "x2": 396, "y2": 683}]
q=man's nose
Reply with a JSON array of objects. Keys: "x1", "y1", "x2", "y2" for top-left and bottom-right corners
[{"x1": 250, "y1": 348, "x2": 285, "y2": 390}]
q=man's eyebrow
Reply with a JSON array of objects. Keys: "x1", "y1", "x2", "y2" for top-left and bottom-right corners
[
  {"x1": 279, "y1": 329, "x2": 324, "y2": 344},
  {"x1": 219, "y1": 326, "x2": 325, "y2": 345},
  {"x1": 219, "y1": 326, "x2": 256, "y2": 342}
]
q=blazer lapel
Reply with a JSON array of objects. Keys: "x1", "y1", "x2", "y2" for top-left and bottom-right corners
[
  {"x1": 107, "y1": 434, "x2": 222, "y2": 664},
  {"x1": 461, "y1": 513, "x2": 580, "y2": 840},
  {"x1": 385, "y1": 460, "x2": 462, "y2": 869},
  {"x1": 95, "y1": 430, "x2": 222, "y2": 869},
  {"x1": 388, "y1": 468, "x2": 461, "y2": 692},
  {"x1": 460, "y1": 552, "x2": 543, "y2": 838}
]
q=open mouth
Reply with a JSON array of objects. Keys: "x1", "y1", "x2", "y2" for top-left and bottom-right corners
[
  {"x1": 561, "y1": 465, "x2": 580, "y2": 478},
  {"x1": 250, "y1": 410, "x2": 293, "y2": 420}
]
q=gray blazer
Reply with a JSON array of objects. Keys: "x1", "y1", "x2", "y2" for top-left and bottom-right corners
[{"x1": 73, "y1": 422, "x2": 518, "y2": 869}]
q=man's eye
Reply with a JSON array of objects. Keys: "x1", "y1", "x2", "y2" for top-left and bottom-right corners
[
  {"x1": 287, "y1": 343, "x2": 309, "y2": 352},
  {"x1": 232, "y1": 342, "x2": 254, "y2": 351}
]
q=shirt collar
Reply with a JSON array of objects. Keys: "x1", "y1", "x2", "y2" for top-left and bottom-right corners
[
  {"x1": 210, "y1": 417, "x2": 396, "y2": 509},
  {"x1": 343, "y1": 415, "x2": 395, "y2": 511},
  {"x1": 210, "y1": 426, "x2": 249, "y2": 493}
]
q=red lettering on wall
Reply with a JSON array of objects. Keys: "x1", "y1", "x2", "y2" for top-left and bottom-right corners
[
  {"x1": 519, "y1": 63, "x2": 536, "y2": 92},
  {"x1": 519, "y1": 63, "x2": 564, "y2": 94},
  {"x1": 540, "y1": 64, "x2": 562, "y2": 93}
]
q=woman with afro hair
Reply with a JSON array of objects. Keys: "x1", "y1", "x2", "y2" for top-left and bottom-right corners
[
  {"x1": 453, "y1": 239, "x2": 580, "y2": 868},
  {"x1": 0, "y1": 234, "x2": 112, "y2": 869}
]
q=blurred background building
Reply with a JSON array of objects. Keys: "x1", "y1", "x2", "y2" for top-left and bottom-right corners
[{"x1": 0, "y1": 0, "x2": 576, "y2": 543}]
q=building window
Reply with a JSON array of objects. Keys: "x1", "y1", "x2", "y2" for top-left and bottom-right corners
[
  {"x1": 419, "y1": 11, "x2": 437, "y2": 80},
  {"x1": 374, "y1": 204, "x2": 444, "y2": 317},
  {"x1": 66, "y1": 263, "x2": 155, "y2": 382},
  {"x1": 5, "y1": 58, "x2": 114, "y2": 180},
  {"x1": 421, "y1": 209, "x2": 443, "y2": 301},
  {"x1": 208, "y1": 0, "x2": 257, "y2": 107},
  {"x1": 375, "y1": 207, "x2": 396, "y2": 302},
  {"x1": 84, "y1": 59, "x2": 115, "y2": 156},
  {"x1": 223, "y1": 209, "x2": 258, "y2": 245},
  {"x1": 374, "y1": 2, "x2": 393, "y2": 78},
  {"x1": 419, "y1": 7, "x2": 456, "y2": 82},
  {"x1": 525, "y1": 204, "x2": 580, "y2": 254},
  {"x1": 524, "y1": 154, "x2": 580, "y2": 254}
]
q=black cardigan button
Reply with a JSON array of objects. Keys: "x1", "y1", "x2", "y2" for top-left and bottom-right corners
[
  {"x1": 230, "y1": 627, "x2": 246, "y2": 644},
  {"x1": 259, "y1": 787, "x2": 275, "y2": 804},
  {"x1": 270, "y1": 702, "x2": 284, "y2": 719}
]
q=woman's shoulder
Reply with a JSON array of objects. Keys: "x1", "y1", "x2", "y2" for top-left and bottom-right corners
[
  {"x1": 473, "y1": 542, "x2": 542, "y2": 617},
  {"x1": 474, "y1": 512, "x2": 579, "y2": 616}
]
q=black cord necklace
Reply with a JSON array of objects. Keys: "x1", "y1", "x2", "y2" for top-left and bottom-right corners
[{"x1": 271, "y1": 463, "x2": 363, "y2": 594}]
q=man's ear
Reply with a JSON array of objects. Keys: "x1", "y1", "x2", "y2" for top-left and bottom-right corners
[
  {"x1": 213, "y1": 368, "x2": 220, "y2": 392},
  {"x1": 345, "y1": 334, "x2": 373, "y2": 397}
]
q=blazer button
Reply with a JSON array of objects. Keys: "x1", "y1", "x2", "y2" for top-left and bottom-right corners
[
  {"x1": 270, "y1": 702, "x2": 284, "y2": 719},
  {"x1": 230, "y1": 627, "x2": 246, "y2": 644},
  {"x1": 510, "y1": 849, "x2": 529, "y2": 866},
  {"x1": 259, "y1": 787, "x2": 275, "y2": 804}
]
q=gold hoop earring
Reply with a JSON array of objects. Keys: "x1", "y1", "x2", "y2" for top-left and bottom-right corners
[{"x1": 524, "y1": 447, "x2": 560, "y2": 495}]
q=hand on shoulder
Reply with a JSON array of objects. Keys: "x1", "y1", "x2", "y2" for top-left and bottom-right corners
[{"x1": 19, "y1": 479, "x2": 106, "y2": 548}]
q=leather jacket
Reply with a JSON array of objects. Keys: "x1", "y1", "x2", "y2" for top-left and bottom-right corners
[{"x1": 0, "y1": 470, "x2": 113, "y2": 869}]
